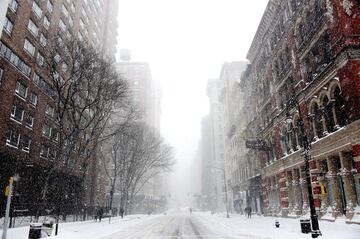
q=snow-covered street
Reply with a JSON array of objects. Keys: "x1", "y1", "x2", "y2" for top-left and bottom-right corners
[{"x1": 1, "y1": 210, "x2": 360, "y2": 238}]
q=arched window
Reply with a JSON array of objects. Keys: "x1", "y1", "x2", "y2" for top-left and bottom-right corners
[
  {"x1": 294, "y1": 115, "x2": 303, "y2": 149},
  {"x1": 310, "y1": 102, "x2": 323, "y2": 139},
  {"x1": 332, "y1": 86, "x2": 346, "y2": 127},
  {"x1": 288, "y1": 122, "x2": 297, "y2": 152},
  {"x1": 321, "y1": 94, "x2": 335, "y2": 133},
  {"x1": 281, "y1": 126, "x2": 290, "y2": 155}
]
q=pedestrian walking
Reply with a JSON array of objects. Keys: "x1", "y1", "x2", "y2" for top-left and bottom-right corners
[
  {"x1": 120, "y1": 207, "x2": 125, "y2": 219},
  {"x1": 247, "y1": 206, "x2": 252, "y2": 218},
  {"x1": 98, "y1": 207, "x2": 103, "y2": 222}
]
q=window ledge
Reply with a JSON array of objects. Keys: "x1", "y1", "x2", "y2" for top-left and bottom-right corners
[
  {"x1": 10, "y1": 117, "x2": 22, "y2": 124},
  {"x1": 6, "y1": 142, "x2": 19, "y2": 149}
]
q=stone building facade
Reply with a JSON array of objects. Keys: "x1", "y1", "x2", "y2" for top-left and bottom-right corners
[
  {"x1": 216, "y1": 62, "x2": 249, "y2": 213},
  {"x1": 241, "y1": 0, "x2": 360, "y2": 221},
  {"x1": 0, "y1": 0, "x2": 119, "y2": 212}
]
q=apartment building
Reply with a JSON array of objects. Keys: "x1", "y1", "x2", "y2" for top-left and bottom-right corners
[{"x1": 0, "y1": 0, "x2": 119, "y2": 213}]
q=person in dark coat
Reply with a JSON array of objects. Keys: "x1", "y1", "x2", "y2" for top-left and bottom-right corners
[
  {"x1": 119, "y1": 207, "x2": 125, "y2": 219},
  {"x1": 97, "y1": 207, "x2": 103, "y2": 222},
  {"x1": 247, "y1": 206, "x2": 252, "y2": 218}
]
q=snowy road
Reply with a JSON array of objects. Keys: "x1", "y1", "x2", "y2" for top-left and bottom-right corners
[
  {"x1": 103, "y1": 212, "x2": 239, "y2": 239},
  {"x1": 2, "y1": 210, "x2": 359, "y2": 238}
]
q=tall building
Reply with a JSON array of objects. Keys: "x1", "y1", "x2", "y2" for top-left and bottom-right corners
[
  {"x1": 204, "y1": 62, "x2": 247, "y2": 213},
  {"x1": 241, "y1": 0, "x2": 360, "y2": 222},
  {"x1": 0, "y1": 0, "x2": 119, "y2": 212},
  {"x1": 217, "y1": 62, "x2": 249, "y2": 213},
  {"x1": 200, "y1": 116, "x2": 216, "y2": 210},
  {"x1": 206, "y1": 78, "x2": 227, "y2": 211},
  {"x1": 116, "y1": 61, "x2": 156, "y2": 127},
  {"x1": 114, "y1": 55, "x2": 165, "y2": 213}
]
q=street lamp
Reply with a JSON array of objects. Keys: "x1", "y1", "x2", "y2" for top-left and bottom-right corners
[
  {"x1": 286, "y1": 97, "x2": 321, "y2": 238},
  {"x1": 209, "y1": 167, "x2": 230, "y2": 218}
]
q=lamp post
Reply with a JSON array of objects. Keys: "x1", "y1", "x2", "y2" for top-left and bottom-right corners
[
  {"x1": 209, "y1": 167, "x2": 230, "y2": 218},
  {"x1": 2, "y1": 174, "x2": 19, "y2": 239},
  {"x1": 286, "y1": 97, "x2": 321, "y2": 238}
]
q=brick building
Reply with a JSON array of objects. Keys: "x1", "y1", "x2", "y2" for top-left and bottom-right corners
[
  {"x1": 241, "y1": 0, "x2": 360, "y2": 221},
  {"x1": 0, "y1": 0, "x2": 119, "y2": 214}
]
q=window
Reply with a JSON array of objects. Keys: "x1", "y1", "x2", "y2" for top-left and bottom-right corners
[
  {"x1": 24, "y1": 39, "x2": 35, "y2": 57},
  {"x1": 29, "y1": 92, "x2": 38, "y2": 106},
  {"x1": 62, "y1": 5, "x2": 69, "y2": 18},
  {"x1": 8, "y1": 0, "x2": 18, "y2": 12},
  {"x1": 33, "y1": 73, "x2": 41, "y2": 86},
  {"x1": 46, "y1": 0, "x2": 53, "y2": 13},
  {"x1": 24, "y1": 113, "x2": 34, "y2": 128},
  {"x1": 81, "y1": 8, "x2": 87, "y2": 18},
  {"x1": 71, "y1": 3, "x2": 75, "y2": 12},
  {"x1": 27, "y1": 19, "x2": 38, "y2": 37},
  {"x1": 40, "y1": 144, "x2": 49, "y2": 158},
  {"x1": 43, "y1": 16, "x2": 50, "y2": 30},
  {"x1": 3, "y1": 17, "x2": 13, "y2": 35},
  {"x1": 80, "y1": 19, "x2": 85, "y2": 29},
  {"x1": 22, "y1": 135, "x2": 32, "y2": 152},
  {"x1": 0, "y1": 42, "x2": 31, "y2": 76},
  {"x1": 36, "y1": 52, "x2": 44, "y2": 66},
  {"x1": 53, "y1": 131, "x2": 59, "y2": 142},
  {"x1": 11, "y1": 105, "x2": 24, "y2": 122},
  {"x1": 40, "y1": 33, "x2": 47, "y2": 47},
  {"x1": 6, "y1": 129, "x2": 20, "y2": 147},
  {"x1": 49, "y1": 148, "x2": 56, "y2": 160},
  {"x1": 78, "y1": 32, "x2": 83, "y2": 41},
  {"x1": 69, "y1": 16, "x2": 73, "y2": 27},
  {"x1": 15, "y1": 81, "x2": 27, "y2": 99},
  {"x1": 45, "y1": 105, "x2": 54, "y2": 117},
  {"x1": 66, "y1": 30, "x2": 72, "y2": 40},
  {"x1": 59, "y1": 19, "x2": 66, "y2": 32},
  {"x1": 54, "y1": 54, "x2": 61, "y2": 63},
  {"x1": 32, "y1": 1, "x2": 42, "y2": 19},
  {"x1": 42, "y1": 124, "x2": 52, "y2": 138},
  {"x1": 62, "y1": 62, "x2": 68, "y2": 72}
]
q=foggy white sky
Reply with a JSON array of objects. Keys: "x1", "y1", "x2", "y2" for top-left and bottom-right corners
[{"x1": 117, "y1": 0, "x2": 268, "y2": 205}]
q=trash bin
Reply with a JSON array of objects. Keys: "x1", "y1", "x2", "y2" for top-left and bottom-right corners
[
  {"x1": 41, "y1": 222, "x2": 53, "y2": 237},
  {"x1": 300, "y1": 219, "x2": 311, "y2": 234},
  {"x1": 28, "y1": 223, "x2": 42, "y2": 239},
  {"x1": 275, "y1": 220, "x2": 280, "y2": 228}
]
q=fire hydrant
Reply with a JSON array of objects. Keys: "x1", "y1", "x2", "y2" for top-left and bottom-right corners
[{"x1": 275, "y1": 220, "x2": 280, "y2": 228}]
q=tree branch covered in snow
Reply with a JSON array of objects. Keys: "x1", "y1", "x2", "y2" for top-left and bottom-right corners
[
  {"x1": 39, "y1": 34, "x2": 129, "y2": 205},
  {"x1": 102, "y1": 122, "x2": 174, "y2": 212}
]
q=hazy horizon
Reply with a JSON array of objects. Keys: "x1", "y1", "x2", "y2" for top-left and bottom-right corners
[{"x1": 116, "y1": 0, "x2": 269, "y2": 206}]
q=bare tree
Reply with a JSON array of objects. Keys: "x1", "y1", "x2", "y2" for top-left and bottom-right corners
[
  {"x1": 102, "y1": 122, "x2": 174, "y2": 214},
  {"x1": 37, "y1": 34, "x2": 129, "y2": 219}
]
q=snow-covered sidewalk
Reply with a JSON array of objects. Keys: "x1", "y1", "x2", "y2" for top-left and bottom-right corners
[
  {"x1": 196, "y1": 212, "x2": 360, "y2": 239},
  {"x1": 0, "y1": 214, "x2": 160, "y2": 239}
]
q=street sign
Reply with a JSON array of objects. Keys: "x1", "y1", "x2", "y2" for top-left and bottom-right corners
[{"x1": 245, "y1": 139, "x2": 268, "y2": 151}]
